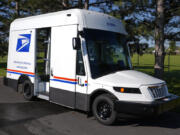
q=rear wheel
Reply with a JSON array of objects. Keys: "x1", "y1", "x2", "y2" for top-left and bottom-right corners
[
  {"x1": 22, "y1": 80, "x2": 35, "y2": 101},
  {"x1": 92, "y1": 94, "x2": 117, "y2": 125}
]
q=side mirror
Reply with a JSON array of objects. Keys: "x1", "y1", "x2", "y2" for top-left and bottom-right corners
[{"x1": 72, "y1": 37, "x2": 81, "y2": 50}]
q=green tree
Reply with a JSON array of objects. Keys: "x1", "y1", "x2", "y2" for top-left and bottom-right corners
[
  {"x1": 0, "y1": 41, "x2": 8, "y2": 58},
  {"x1": 0, "y1": 0, "x2": 11, "y2": 59}
]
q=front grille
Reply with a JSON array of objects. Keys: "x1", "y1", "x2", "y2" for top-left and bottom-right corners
[{"x1": 148, "y1": 85, "x2": 167, "y2": 99}]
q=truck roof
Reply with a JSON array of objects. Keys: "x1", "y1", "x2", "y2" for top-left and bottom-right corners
[{"x1": 10, "y1": 9, "x2": 127, "y2": 35}]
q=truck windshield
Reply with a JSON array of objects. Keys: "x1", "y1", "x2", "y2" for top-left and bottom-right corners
[{"x1": 84, "y1": 29, "x2": 131, "y2": 79}]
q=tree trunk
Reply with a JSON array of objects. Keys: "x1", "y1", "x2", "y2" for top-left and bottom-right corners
[
  {"x1": 84, "y1": 0, "x2": 89, "y2": 10},
  {"x1": 15, "y1": 0, "x2": 20, "y2": 17},
  {"x1": 62, "y1": 0, "x2": 69, "y2": 9},
  {"x1": 78, "y1": 0, "x2": 83, "y2": 9},
  {"x1": 154, "y1": 0, "x2": 165, "y2": 79}
]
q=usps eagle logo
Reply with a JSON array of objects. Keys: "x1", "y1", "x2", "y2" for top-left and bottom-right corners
[{"x1": 16, "y1": 34, "x2": 31, "y2": 52}]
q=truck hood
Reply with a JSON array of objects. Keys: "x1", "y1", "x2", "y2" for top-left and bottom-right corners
[{"x1": 94, "y1": 70, "x2": 165, "y2": 88}]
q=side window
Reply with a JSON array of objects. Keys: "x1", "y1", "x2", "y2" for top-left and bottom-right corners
[{"x1": 76, "y1": 49, "x2": 85, "y2": 76}]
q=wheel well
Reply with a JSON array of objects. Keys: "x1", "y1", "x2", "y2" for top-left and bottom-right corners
[
  {"x1": 18, "y1": 75, "x2": 30, "y2": 85},
  {"x1": 17, "y1": 75, "x2": 31, "y2": 92},
  {"x1": 89, "y1": 89, "x2": 118, "y2": 112}
]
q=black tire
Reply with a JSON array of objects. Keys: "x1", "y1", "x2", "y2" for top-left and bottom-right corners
[
  {"x1": 92, "y1": 94, "x2": 117, "y2": 125},
  {"x1": 22, "y1": 80, "x2": 35, "y2": 101}
]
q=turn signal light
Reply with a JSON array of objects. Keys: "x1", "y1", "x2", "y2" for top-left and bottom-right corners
[
  {"x1": 113, "y1": 87, "x2": 141, "y2": 94},
  {"x1": 120, "y1": 88, "x2": 124, "y2": 93}
]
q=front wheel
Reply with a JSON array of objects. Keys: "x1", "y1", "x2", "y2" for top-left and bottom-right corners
[{"x1": 92, "y1": 94, "x2": 117, "y2": 125}]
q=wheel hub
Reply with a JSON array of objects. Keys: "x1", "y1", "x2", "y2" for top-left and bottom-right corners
[{"x1": 97, "y1": 101, "x2": 112, "y2": 120}]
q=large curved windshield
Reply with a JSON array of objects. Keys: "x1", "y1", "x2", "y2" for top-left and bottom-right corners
[{"x1": 85, "y1": 29, "x2": 132, "y2": 79}]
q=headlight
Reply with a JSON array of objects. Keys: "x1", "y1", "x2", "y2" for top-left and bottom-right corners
[{"x1": 113, "y1": 87, "x2": 141, "y2": 94}]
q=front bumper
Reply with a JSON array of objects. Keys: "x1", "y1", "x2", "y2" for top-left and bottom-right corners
[{"x1": 114, "y1": 94, "x2": 180, "y2": 115}]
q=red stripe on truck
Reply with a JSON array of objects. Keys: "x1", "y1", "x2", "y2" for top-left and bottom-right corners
[
  {"x1": 7, "y1": 69, "x2": 34, "y2": 75},
  {"x1": 53, "y1": 76, "x2": 77, "y2": 82}
]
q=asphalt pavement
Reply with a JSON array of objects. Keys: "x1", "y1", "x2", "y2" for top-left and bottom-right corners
[{"x1": 0, "y1": 78, "x2": 180, "y2": 135}]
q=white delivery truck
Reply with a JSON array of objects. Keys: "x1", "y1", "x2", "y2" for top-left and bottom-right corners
[{"x1": 4, "y1": 9, "x2": 180, "y2": 125}]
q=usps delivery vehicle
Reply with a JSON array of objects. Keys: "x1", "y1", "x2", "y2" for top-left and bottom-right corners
[{"x1": 4, "y1": 9, "x2": 180, "y2": 125}]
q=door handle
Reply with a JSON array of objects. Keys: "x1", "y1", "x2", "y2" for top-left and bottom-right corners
[
  {"x1": 51, "y1": 69, "x2": 53, "y2": 76},
  {"x1": 78, "y1": 77, "x2": 84, "y2": 87}
]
